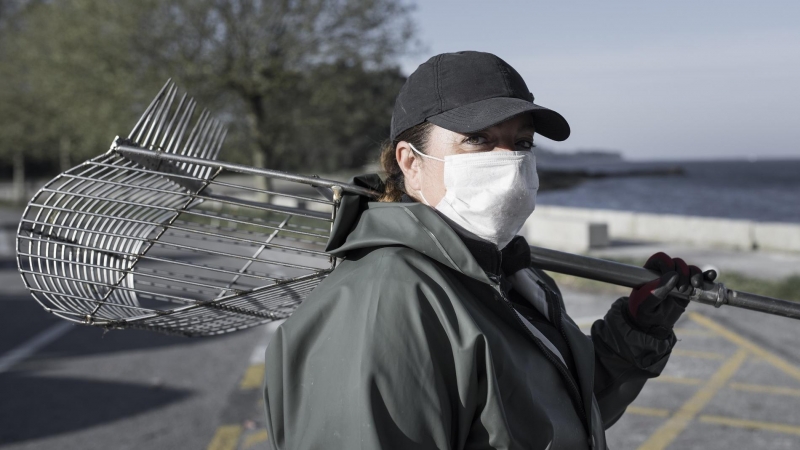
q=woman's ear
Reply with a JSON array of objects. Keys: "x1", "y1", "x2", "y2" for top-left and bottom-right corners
[{"x1": 396, "y1": 142, "x2": 422, "y2": 192}]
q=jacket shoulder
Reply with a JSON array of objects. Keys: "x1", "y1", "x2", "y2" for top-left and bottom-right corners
[{"x1": 289, "y1": 244, "x2": 464, "y2": 326}]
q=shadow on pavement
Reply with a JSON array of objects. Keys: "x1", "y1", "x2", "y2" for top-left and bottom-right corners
[
  {"x1": 0, "y1": 293, "x2": 238, "y2": 360},
  {"x1": 0, "y1": 373, "x2": 191, "y2": 444}
]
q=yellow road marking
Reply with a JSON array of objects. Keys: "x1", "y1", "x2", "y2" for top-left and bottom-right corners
[
  {"x1": 239, "y1": 364, "x2": 265, "y2": 390},
  {"x1": 627, "y1": 406, "x2": 671, "y2": 418},
  {"x1": 207, "y1": 425, "x2": 243, "y2": 450},
  {"x1": 729, "y1": 382, "x2": 800, "y2": 397},
  {"x1": 670, "y1": 349, "x2": 726, "y2": 360},
  {"x1": 651, "y1": 375, "x2": 704, "y2": 386},
  {"x1": 689, "y1": 312, "x2": 800, "y2": 384},
  {"x1": 637, "y1": 348, "x2": 749, "y2": 450},
  {"x1": 672, "y1": 328, "x2": 713, "y2": 337},
  {"x1": 699, "y1": 415, "x2": 800, "y2": 436},
  {"x1": 243, "y1": 429, "x2": 269, "y2": 448}
]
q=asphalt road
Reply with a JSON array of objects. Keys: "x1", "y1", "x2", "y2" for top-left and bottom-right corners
[
  {"x1": 0, "y1": 206, "x2": 268, "y2": 450},
  {"x1": 3, "y1": 204, "x2": 800, "y2": 449},
  {"x1": 0, "y1": 271, "x2": 265, "y2": 449}
]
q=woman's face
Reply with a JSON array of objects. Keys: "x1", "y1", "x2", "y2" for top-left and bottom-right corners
[{"x1": 396, "y1": 114, "x2": 536, "y2": 206}]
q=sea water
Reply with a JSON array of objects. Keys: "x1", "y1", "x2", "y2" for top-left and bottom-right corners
[{"x1": 537, "y1": 159, "x2": 800, "y2": 223}]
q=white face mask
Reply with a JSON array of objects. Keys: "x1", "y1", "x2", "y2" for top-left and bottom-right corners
[{"x1": 409, "y1": 143, "x2": 539, "y2": 249}]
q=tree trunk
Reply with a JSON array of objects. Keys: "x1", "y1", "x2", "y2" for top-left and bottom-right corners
[
  {"x1": 247, "y1": 111, "x2": 271, "y2": 202},
  {"x1": 13, "y1": 149, "x2": 25, "y2": 204}
]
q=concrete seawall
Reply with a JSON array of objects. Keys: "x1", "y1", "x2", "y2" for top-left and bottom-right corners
[{"x1": 525, "y1": 205, "x2": 800, "y2": 254}]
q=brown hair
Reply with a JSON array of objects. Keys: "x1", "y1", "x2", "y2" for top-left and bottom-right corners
[{"x1": 378, "y1": 121, "x2": 434, "y2": 202}]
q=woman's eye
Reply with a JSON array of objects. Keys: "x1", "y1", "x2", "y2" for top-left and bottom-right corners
[
  {"x1": 516, "y1": 140, "x2": 536, "y2": 150},
  {"x1": 464, "y1": 135, "x2": 488, "y2": 145}
]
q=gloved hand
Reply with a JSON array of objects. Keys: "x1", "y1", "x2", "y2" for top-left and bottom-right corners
[{"x1": 625, "y1": 252, "x2": 717, "y2": 339}]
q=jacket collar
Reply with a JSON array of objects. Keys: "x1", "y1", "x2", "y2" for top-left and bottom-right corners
[
  {"x1": 399, "y1": 194, "x2": 531, "y2": 278},
  {"x1": 326, "y1": 176, "x2": 493, "y2": 285}
]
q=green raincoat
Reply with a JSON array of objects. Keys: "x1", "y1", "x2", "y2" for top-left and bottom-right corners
[{"x1": 264, "y1": 177, "x2": 677, "y2": 449}]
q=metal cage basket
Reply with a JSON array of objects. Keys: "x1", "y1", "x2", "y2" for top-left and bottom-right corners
[{"x1": 15, "y1": 81, "x2": 357, "y2": 336}]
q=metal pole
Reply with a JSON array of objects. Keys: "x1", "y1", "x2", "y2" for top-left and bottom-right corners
[
  {"x1": 529, "y1": 245, "x2": 800, "y2": 320},
  {"x1": 112, "y1": 142, "x2": 381, "y2": 199}
]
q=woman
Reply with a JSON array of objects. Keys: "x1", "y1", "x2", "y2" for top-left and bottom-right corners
[{"x1": 263, "y1": 51, "x2": 712, "y2": 449}]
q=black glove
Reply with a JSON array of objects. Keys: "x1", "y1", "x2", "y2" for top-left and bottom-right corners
[{"x1": 625, "y1": 252, "x2": 717, "y2": 339}]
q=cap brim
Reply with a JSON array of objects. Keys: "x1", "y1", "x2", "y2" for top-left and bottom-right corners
[{"x1": 426, "y1": 97, "x2": 570, "y2": 141}]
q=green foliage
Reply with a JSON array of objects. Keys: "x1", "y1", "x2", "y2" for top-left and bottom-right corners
[{"x1": 0, "y1": 0, "x2": 417, "y2": 179}]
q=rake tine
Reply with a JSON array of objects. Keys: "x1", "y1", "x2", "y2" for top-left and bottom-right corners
[
  {"x1": 192, "y1": 118, "x2": 218, "y2": 177},
  {"x1": 210, "y1": 127, "x2": 228, "y2": 162},
  {"x1": 141, "y1": 85, "x2": 174, "y2": 148},
  {"x1": 180, "y1": 109, "x2": 210, "y2": 174},
  {"x1": 197, "y1": 119, "x2": 219, "y2": 160},
  {"x1": 199, "y1": 122, "x2": 225, "y2": 178},
  {"x1": 159, "y1": 92, "x2": 188, "y2": 152},
  {"x1": 191, "y1": 112, "x2": 215, "y2": 162},
  {"x1": 150, "y1": 84, "x2": 178, "y2": 149},
  {"x1": 205, "y1": 121, "x2": 226, "y2": 177},
  {"x1": 127, "y1": 79, "x2": 172, "y2": 140},
  {"x1": 134, "y1": 85, "x2": 171, "y2": 145},
  {"x1": 166, "y1": 99, "x2": 196, "y2": 154},
  {"x1": 181, "y1": 109, "x2": 209, "y2": 157}
]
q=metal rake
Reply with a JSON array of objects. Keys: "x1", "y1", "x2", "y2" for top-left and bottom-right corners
[
  {"x1": 15, "y1": 80, "x2": 373, "y2": 336},
  {"x1": 16, "y1": 81, "x2": 800, "y2": 338}
]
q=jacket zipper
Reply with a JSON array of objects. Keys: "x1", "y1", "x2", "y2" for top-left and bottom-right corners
[
  {"x1": 537, "y1": 280, "x2": 596, "y2": 449},
  {"x1": 491, "y1": 282, "x2": 593, "y2": 447}
]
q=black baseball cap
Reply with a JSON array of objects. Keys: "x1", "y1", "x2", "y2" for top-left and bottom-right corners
[{"x1": 390, "y1": 51, "x2": 570, "y2": 142}]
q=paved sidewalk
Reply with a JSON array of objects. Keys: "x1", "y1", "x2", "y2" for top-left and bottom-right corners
[{"x1": 567, "y1": 288, "x2": 800, "y2": 450}]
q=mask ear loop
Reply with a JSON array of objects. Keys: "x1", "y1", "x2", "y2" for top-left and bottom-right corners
[
  {"x1": 407, "y1": 143, "x2": 443, "y2": 206},
  {"x1": 408, "y1": 143, "x2": 444, "y2": 162}
]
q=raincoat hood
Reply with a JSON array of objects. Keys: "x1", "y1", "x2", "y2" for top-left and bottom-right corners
[{"x1": 325, "y1": 174, "x2": 492, "y2": 285}]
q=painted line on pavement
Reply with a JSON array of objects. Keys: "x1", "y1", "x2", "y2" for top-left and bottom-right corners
[
  {"x1": 650, "y1": 375, "x2": 704, "y2": 386},
  {"x1": 206, "y1": 320, "x2": 285, "y2": 449},
  {"x1": 627, "y1": 407, "x2": 800, "y2": 437},
  {"x1": 207, "y1": 425, "x2": 243, "y2": 450},
  {"x1": 729, "y1": 382, "x2": 800, "y2": 398},
  {"x1": 670, "y1": 349, "x2": 726, "y2": 360},
  {"x1": 672, "y1": 328, "x2": 713, "y2": 337},
  {"x1": 242, "y1": 430, "x2": 269, "y2": 449},
  {"x1": 239, "y1": 320, "x2": 284, "y2": 391},
  {"x1": 699, "y1": 415, "x2": 800, "y2": 437},
  {"x1": 626, "y1": 406, "x2": 671, "y2": 418},
  {"x1": 0, "y1": 322, "x2": 72, "y2": 373},
  {"x1": 689, "y1": 311, "x2": 800, "y2": 384},
  {"x1": 239, "y1": 365, "x2": 265, "y2": 390},
  {"x1": 637, "y1": 347, "x2": 749, "y2": 450}
]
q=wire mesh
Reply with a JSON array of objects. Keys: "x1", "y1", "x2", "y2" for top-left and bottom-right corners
[{"x1": 16, "y1": 81, "x2": 339, "y2": 336}]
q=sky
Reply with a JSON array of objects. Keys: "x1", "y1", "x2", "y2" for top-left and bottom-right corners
[{"x1": 402, "y1": 1, "x2": 800, "y2": 160}]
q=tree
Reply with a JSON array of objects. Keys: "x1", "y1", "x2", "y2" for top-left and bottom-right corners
[
  {"x1": 0, "y1": 0, "x2": 417, "y2": 201},
  {"x1": 140, "y1": 0, "x2": 417, "y2": 176},
  {"x1": 0, "y1": 0, "x2": 170, "y2": 202}
]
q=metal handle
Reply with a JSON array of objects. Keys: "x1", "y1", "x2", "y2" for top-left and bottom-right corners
[{"x1": 529, "y1": 245, "x2": 800, "y2": 320}]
